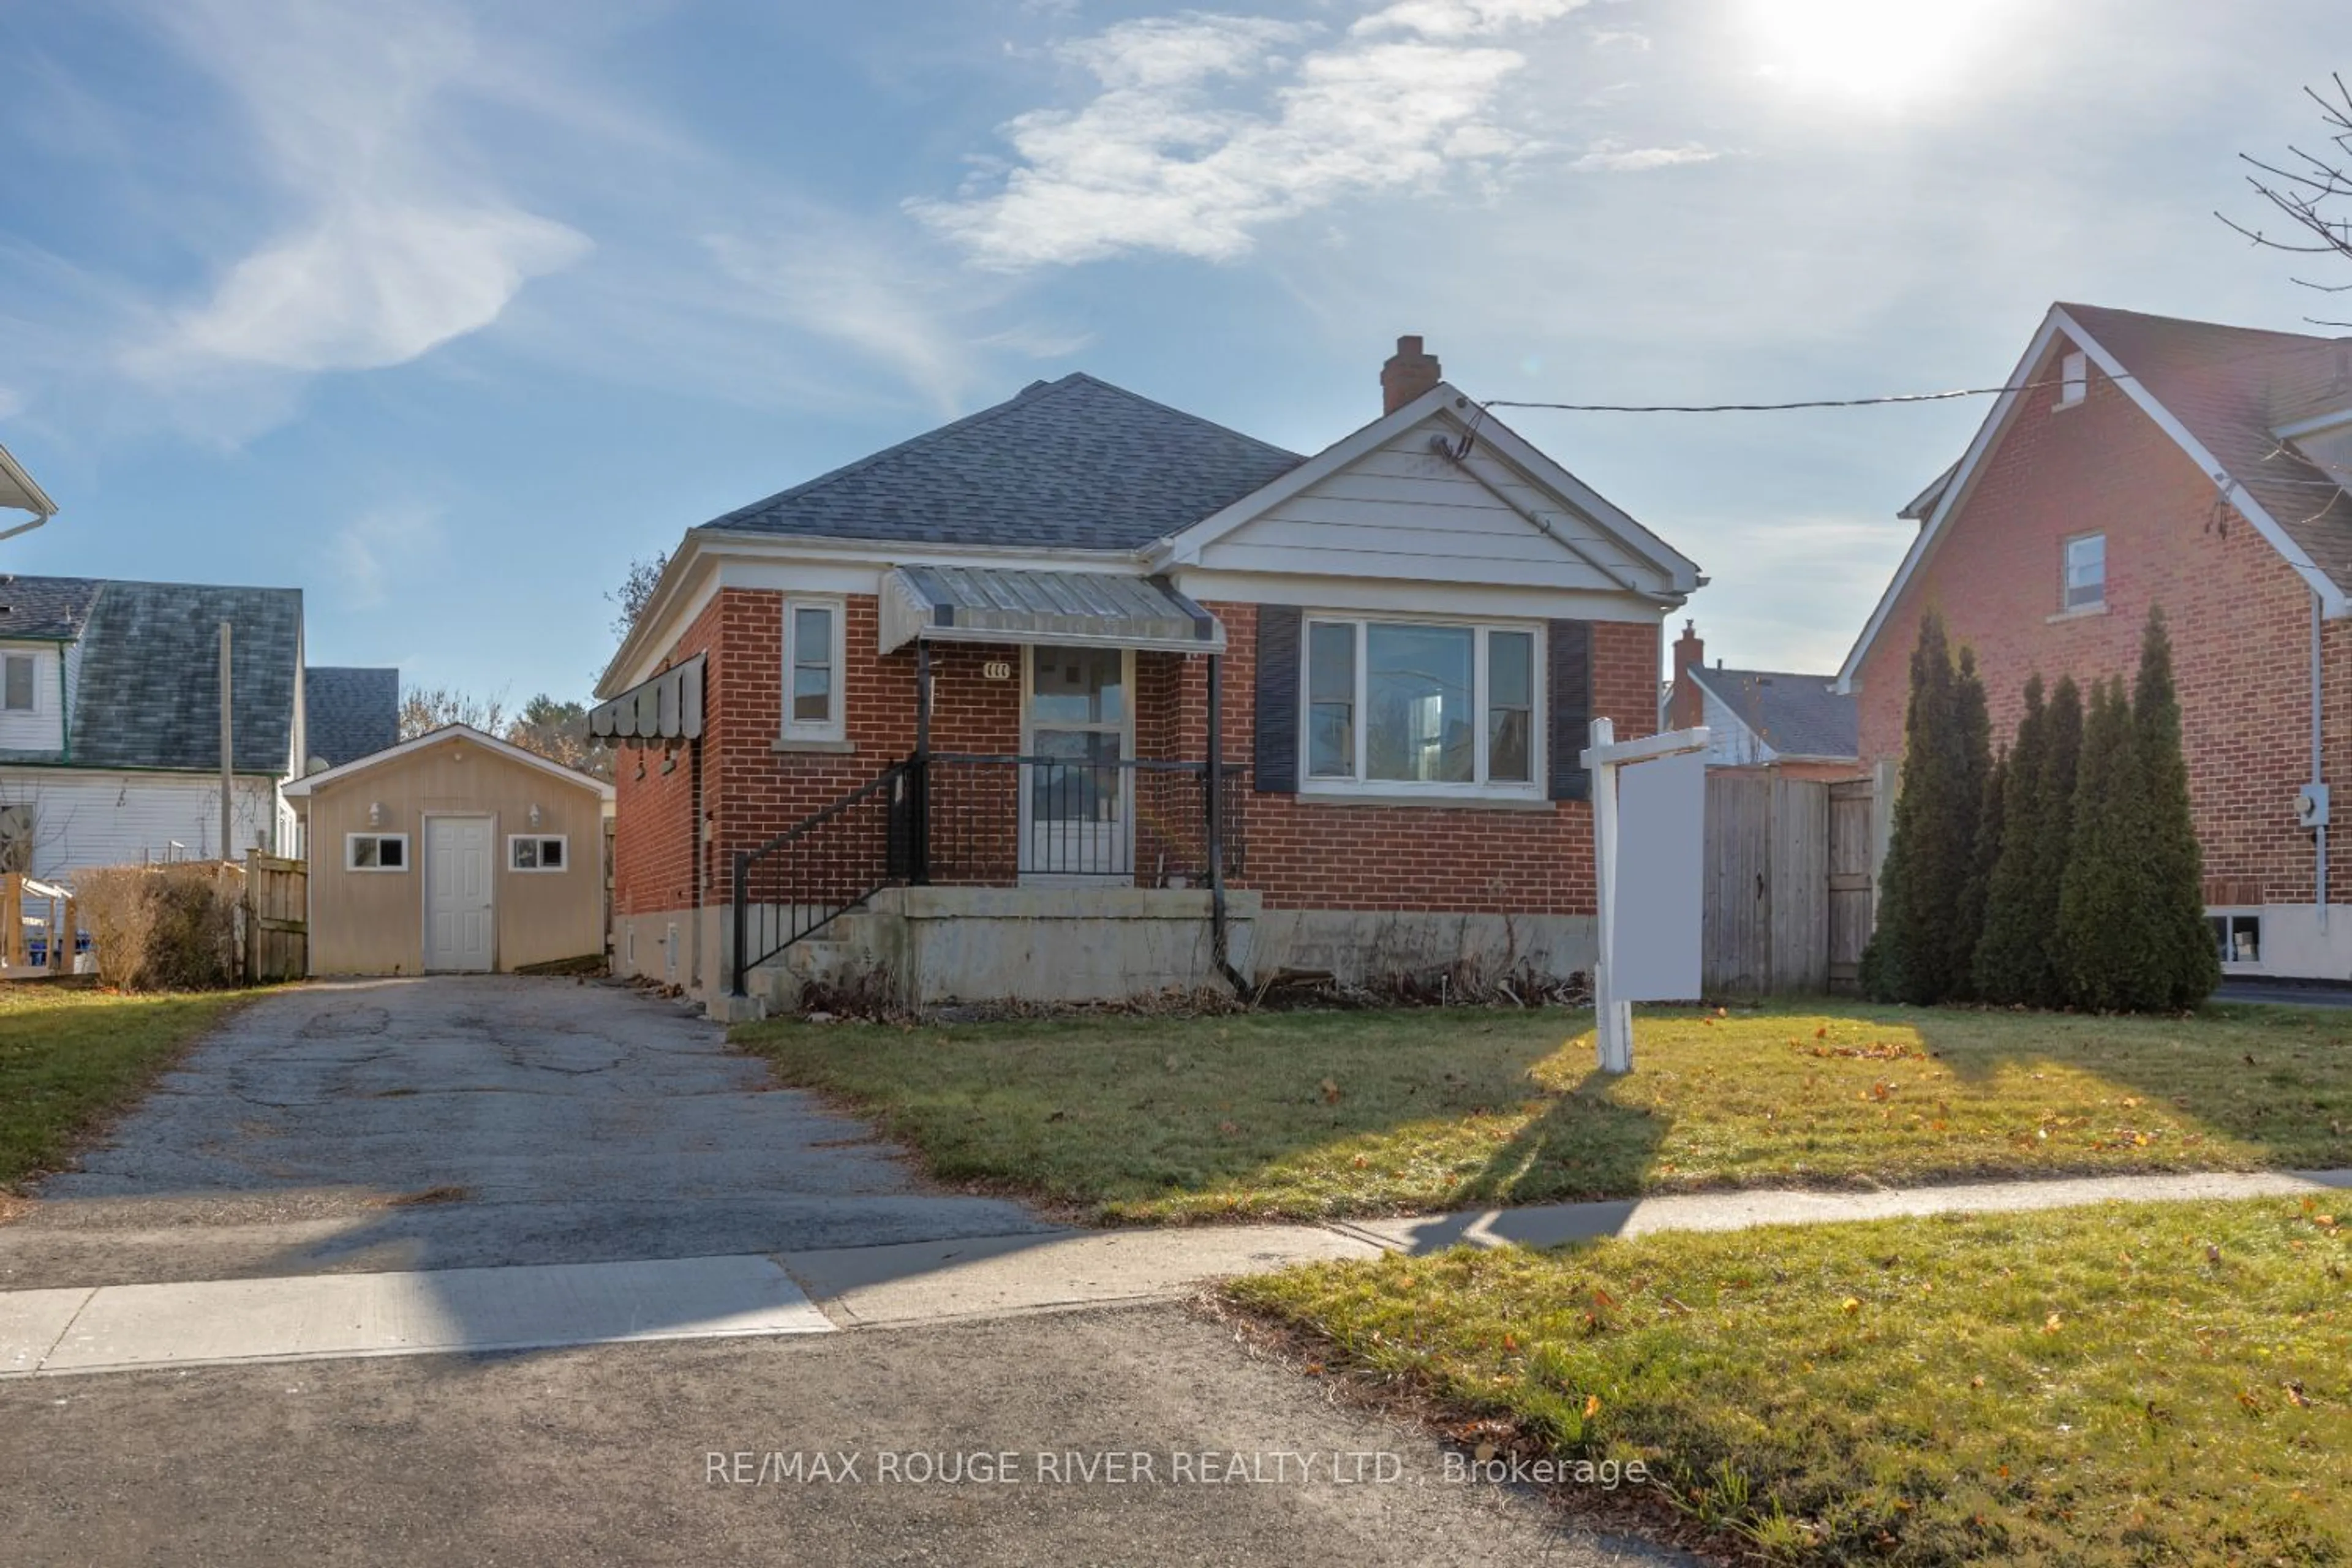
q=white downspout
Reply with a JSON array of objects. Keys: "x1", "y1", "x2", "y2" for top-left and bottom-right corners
[{"x1": 2315, "y1": 589, "x2": 2329, "y2": 932}]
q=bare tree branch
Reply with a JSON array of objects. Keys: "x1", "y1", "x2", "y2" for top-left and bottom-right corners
[{"x1": 2225, "y1": 73, "x2": 2352, "y2": 323}]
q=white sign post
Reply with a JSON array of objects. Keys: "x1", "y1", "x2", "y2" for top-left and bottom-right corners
[{"x1": 1581, "y1": 717, "x2": 1710, "y2": 1074}]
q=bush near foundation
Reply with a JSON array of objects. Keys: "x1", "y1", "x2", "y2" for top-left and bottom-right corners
[{"x1": 77, "y1": 864, "x2": 241, "y2": 991}]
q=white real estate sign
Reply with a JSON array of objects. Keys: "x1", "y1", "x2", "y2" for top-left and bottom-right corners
[
  {"x1": 1611, "y1": 748, "x2": 1705, "y2": 1001},
  {"x1": 1582, "y1": 719, "x2": 1708, "y2": 1074}
]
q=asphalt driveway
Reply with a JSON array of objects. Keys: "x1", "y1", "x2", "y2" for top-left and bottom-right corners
[{"x1": 1, "y1": 976, "x2": 1048, "y2": 1289}]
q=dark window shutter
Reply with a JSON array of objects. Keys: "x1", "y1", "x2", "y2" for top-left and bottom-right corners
[
  {"x1": 1253, "y1": 605, "x2": 1302, "y2": 794},
  {"x1": 1547, "y1": 619, "x2": 1594, "y2": 802}
]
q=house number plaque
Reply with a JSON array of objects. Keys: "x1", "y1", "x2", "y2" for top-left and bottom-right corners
[{"x1": 981, "y1": 660, "x2": 1013, "y2": 681}]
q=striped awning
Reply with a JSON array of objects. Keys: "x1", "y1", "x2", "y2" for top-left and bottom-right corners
[
  {"x1": 878, "y1": 566, "x2": 1223, "y2": 655},
  {"x1": 590, "y1": 652, "x2": 704, "y2": 745}
]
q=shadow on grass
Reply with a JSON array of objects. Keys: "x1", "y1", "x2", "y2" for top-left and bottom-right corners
[{"x1": 1440, "y1": 1064, "x2": 1671, "y2": 1210}]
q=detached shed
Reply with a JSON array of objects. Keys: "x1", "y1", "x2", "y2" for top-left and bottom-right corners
[{"x1": 284, "y1": 725, "x2": 614, "y2": 975}]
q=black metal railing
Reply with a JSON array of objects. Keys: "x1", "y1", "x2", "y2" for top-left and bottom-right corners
[
  {"x1": 730, "y1": 753, "x2": 1246, "y2": 995},
  {"x1": 731, "y1": 760, "x2": 915, "y2": 990},
  {"x1": 922, "y1": 753, "x2": 1246, "y2": 884}
]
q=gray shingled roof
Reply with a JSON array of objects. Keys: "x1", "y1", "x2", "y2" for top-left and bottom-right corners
[
  {"x1": 703, "y1": 373, "x2": 1306, "y2": 550},
  {"x1": 72, "y1": 581, "x2": 303, "y2": 773},
  {"x1": 0, "y1": 576, "x2": 101, "y2": 641},
  {"x1": 304, "y1": 666, "x2": 399, "y2": 767},
  {"x1": 1692, "y1": 666, "x2": 1858, "y2": 760}
]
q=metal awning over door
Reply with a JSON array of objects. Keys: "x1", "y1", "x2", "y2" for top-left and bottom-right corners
[
  {"x1": 878, "y1": 566, "x2": 1224, "y2": 655},
  {"x1": 589, "y1": 653, "x2": 704, "y2": 745}
]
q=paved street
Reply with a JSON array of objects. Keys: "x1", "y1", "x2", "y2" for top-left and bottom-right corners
[{"x1": 1, "y1": 1302, "x2": 1681, "y2": 1567}]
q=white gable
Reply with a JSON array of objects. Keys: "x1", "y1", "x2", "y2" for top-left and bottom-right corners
[
  {"x1": 1152, "y1": 385, "x2": 1697, "y2": 603},
  {"x1": 1188, "y1": 412, "x2": 1651, "y2": 592}
]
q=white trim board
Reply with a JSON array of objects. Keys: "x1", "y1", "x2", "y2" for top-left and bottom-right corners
[
  {"x1": 1838, "y1": 304, "x2": 2351, "y2": 692},
  {"x1": 1148, "y1": 383, "x2": 1699, "y2": 598},
  {"x1": 284, "y1": 723, "x2": 615, "y2": 801}
]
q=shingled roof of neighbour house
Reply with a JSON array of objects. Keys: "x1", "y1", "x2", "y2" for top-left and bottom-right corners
[
  {"x1": 71, "y1": 581, "x2": 303, "y2": 773},
  {"x1": 2056, "y1": 303, "x2": 2352, "y2": 597},
  {"x1": 0, "y1": 575, "x2": 102, "y2": 641},
  {"x1": 303, "y1": 666, "x2": 400, "y2": 767},
  {"x1": 701, "y1": 373, "x2": 1308, "y2": 551},
  {"x1": 1691, "y1": 666, "x2": 1858, "y2": 761}
]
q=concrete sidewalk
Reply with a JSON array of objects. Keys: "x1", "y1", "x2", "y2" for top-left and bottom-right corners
[{"x1": 6, "y1": 1165, "x2": 2346, "y2": 1378}]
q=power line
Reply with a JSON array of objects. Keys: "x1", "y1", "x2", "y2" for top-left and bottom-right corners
[{"x1": 1480, "y1": 372, "x2": 2096, "y2": 415}]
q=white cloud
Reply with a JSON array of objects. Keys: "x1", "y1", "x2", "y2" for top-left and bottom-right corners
[
  {"x1": 331, "y1": 503, "x2": 444, "y2": 609},
  {"x1": 914, "y1": 1, "x2": 1589, "y2": 269},
  {"x1": 1570, "y1": 138, "x2": 1719, "y2": 172},
  {"x1": 1352, "y1": 0, "x2": 1589, "y2": 39},
  {"x1": 160, "y1": 200, "x2": 587, "y2": 374},
  {"x1": 699, "y1": 220, "x2": 1090, "y2": 415},
  {"x1": 134, "y1": 0, "x2": 590, "y2": 379},
  {"x1": 1588, "y1": 27, "x2": 1649, "y2": 48}
]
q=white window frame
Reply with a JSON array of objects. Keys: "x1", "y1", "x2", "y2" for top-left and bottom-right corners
[
  {"x1": 2208, "y1": 908, "x2": 2262, "y2": 970},
  {"x1": 781, "y1": 595, "x2": 846, "y2": 742},
  {"x1": 2057, "y1": 349, "x2": 2088, "y2": 409},
  {"x1": 2062, "y1": 531, "x2": 2106, "y2": 612},
  {"x1": 0, "y1": 651, "x2": 37, "y2": 714},
  {"x1": 1298, "y1": 615, "x2": 1544, "y2": 800},
  {"x1": 345, "y1": 832, "x2": 409, "y2": 873},
  {"x1": 507, "y1": 834, "x2": 569, "y2": 873}
]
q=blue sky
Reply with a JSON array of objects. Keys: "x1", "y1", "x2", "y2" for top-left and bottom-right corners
[{"x1": 2, "y1": 0, "x2": 2347, "y2": 702}]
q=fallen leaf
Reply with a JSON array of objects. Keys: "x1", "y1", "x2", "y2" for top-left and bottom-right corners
[
  {"x1": 1583, "y1": 1393, "x2": 1603, "y2": 1419},
  {"x1": 1841, "y1": 1296, "x2": 1862, "y2": 1314},
  {"x1": 1319, "y1": 1078, "x2": 1341, "y2": 1105},
  {"x1": 1970, "y1": 1375, "x2": 1986, "y2": 1389},
  {"x1": 2042, "y1": 1312, "x2": 2064, "y2": 1335}
]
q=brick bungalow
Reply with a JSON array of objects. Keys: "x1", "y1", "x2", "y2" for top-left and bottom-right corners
[
  {"x1": 1839, "y1": 302, "x2": 2352, "y2": 980},
  {"x1": 592, "y1": 338, "x2": 1701, "y2": 1011}
]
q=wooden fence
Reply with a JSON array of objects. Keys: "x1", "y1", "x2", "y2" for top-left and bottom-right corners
[
  {"x1": 241, "y1": 850, "x2": 307, "y2": 982},
  {"x1": 1702, "y1": 764, "x2": 1889, "y2": 997}
]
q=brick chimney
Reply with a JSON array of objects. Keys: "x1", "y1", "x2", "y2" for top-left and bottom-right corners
[
  {"x1": 1667, "y1": 619, "x2": 1706, "y2": 731},
  {"x1": 1380, "y1": 335, "x2": 1442, "y2": 415}
]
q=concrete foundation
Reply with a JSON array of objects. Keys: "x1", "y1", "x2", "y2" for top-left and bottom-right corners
[
  {"x1": 622, "y1": 894, "x2": 1595, "y2": 1017},
  {"x1": 746, "y1": 886, "x2": 1260, "y2": 1012},
  {"x1": 1251, "y1": 908, "x2": 1595, "y2": 987}
]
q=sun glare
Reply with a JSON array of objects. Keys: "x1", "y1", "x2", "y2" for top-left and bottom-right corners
[{"x1": 1747, "y1": 0, "x2": 2022, "y2": 105}]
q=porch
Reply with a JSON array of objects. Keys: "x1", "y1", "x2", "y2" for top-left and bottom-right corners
[{"x1": 739, "y1": 566, "x2": 1243, "y2": 1008}]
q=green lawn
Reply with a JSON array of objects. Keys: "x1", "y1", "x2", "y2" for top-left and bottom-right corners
[
  {"x1": 734, "y1": 1003, "x2": 2352, "y2": 1222},
  {"x1": 0, "y1": 982, "x2": 252, "y2": 1189},
  {"x1": 1229, "y1": 1197, "x2": 2352, "y2": 1565}
]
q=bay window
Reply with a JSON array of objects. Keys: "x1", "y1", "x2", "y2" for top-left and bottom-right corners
[{"x1": 1302, "y1": 617, "x2": 1541, "y2": 794}]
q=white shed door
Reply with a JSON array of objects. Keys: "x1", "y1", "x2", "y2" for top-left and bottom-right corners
[{"x1": 424, "y1": 816, "x2": 494, "y2": 973}]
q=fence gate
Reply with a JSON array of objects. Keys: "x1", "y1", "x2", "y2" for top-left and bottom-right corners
[
  {"x1": 1826, "y1": 778, "x2": 1877, "y2": 993},
  {"x1": 243, "y1": 850, "x2": 307, "y2": 982},
  {"x1": 1703, "y1": 771, "x2": 1878, "y2": 997}
]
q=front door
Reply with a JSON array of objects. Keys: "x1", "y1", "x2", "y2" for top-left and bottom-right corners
[
  {"x1": 423, "y1": 816, "x2": 495, "y2": 972},
  {"x1": 1020, "y1": 646, "x2": 1133, "y2": 880}
]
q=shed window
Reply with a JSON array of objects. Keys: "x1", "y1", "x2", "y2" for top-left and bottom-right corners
[
  {"x1": 1, "y1": 654, "x2": 34, "y2": 712},
  {"x1": 782, "y1": 597, "x2": 845, "y2": 741},
  {"x1": 2064, "y1": 533, "x2": 2105, "y2": 611},
  {"x1": 1301, "y1": 617, "x2": 1543, "y2": 796},
  {"x1": 509, "y1": 834, "x2": 567, "y2": 872},
  {"x1": 347, "y1": 833, "x2": 407, "y2": 872}
]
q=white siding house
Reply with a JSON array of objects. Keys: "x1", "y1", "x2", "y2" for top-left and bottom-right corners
[{"x1": 0, "y1": 576, "x2": 389, "y2": 880}]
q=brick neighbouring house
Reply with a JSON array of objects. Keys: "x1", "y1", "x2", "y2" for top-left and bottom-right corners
[
  {"x1": 592, "y1": 338, "x2": 1701, "y2": 1012},
  {"x1": 1662, "y1": 620, "x2": 1860, "y2": 783},
  {"x1": 1839, "y1": 301, "x2": 2352, "y2": 981}
]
